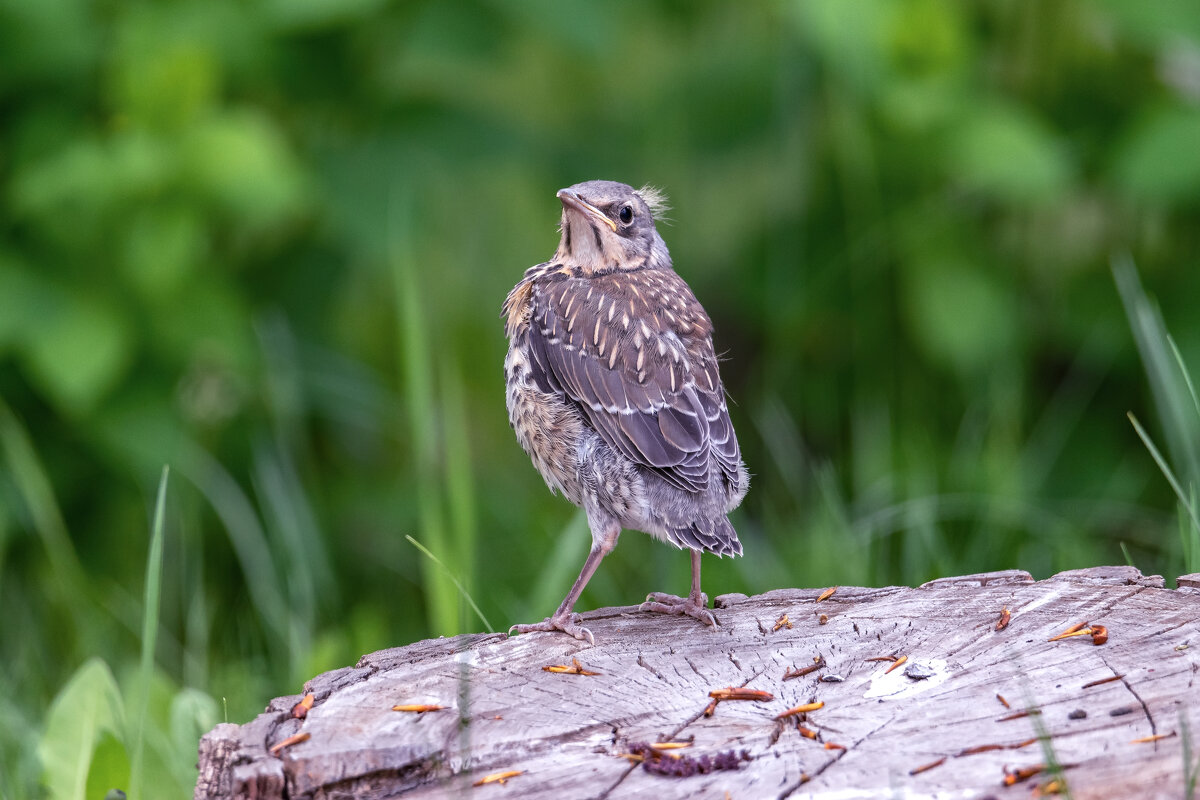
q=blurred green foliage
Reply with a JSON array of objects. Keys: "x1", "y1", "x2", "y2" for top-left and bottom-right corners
[{"x1": 2, "y1": 1, "x2": 1200, "y2": 796}]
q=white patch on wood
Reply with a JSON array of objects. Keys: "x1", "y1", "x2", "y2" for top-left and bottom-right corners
[
  {"x1": 863, "y1": 658, "x2": 952, "y2": 700},
  {"x1": 1014, "y1": 589, "x2": 1061, "y2": 618}
]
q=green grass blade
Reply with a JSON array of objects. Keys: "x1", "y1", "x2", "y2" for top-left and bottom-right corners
[
  {"x1": 180, "y1": 444, "x2": 291, "y2": 660},
  {"x1": 1012, "y1": 675, "x2": 1074, "y2": 800},
  {"x1": 1183, "y1": 711, "x2": 1197, "y2": 800},
  {"x1": 405, "y1": 535, "x2": 494, "y2": 633},
  {"x1": 0, "y1": 396, "x2": 90, "y2": 625},
  {"x1": 440, "y1": 361, "x2": 481, "y2": 633},
  {"x1": 391, "y1": 191, "x2": 459, "y2": 635},
  {"x1": 1114, "y1": 257, "x2": 1200, "y2": 493},
  {"x1": 525, "y1": 510, "x2": 589, "y2": 622},
  {"x1": 0, "y1": 685, "x2": 40, "y2": 799},
  {"x1": 1185, "y1": 487, "x2": 1200, "y2": 576},
  {"x1": 1127, "y1": 412, "x2": 1200, "y2": 536},
  {"x1": 129, "y1": 466, "x2": 169, "y2": 800},
  {"x1": 1169, "y1": 335, "x2": 1200, "y2": 421},
  {"x1": 1029, "y1": 698, "x2": 1073, "y2": 800},
  {"x1": 1119, "y1": 541, "x2": 1135, "y2": 569},
  {"x1": 252, "y1": 443, "x2": 325, "y2": 661}
]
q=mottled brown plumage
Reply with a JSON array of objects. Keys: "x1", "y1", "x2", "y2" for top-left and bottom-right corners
[{"x1": 504, "y1": 180, "x2": 748, "y2": 644}]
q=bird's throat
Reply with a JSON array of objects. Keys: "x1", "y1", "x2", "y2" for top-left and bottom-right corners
[{"x1": 558, "y1": 214, "x2": 617, "y2": 275}]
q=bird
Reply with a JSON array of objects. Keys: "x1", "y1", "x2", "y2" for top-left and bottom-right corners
[{"x1": 502, "y1": 179, "x2": 749, "y2": 644}]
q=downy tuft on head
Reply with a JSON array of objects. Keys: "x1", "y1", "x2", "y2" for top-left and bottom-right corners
[{"x1": 637, "y1": 185, "x2": 671, "y2": 222}]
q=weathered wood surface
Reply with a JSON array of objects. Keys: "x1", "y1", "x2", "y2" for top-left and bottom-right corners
[{"x1": 196, "y1": 566, "x2": 1200, "y2": 799}]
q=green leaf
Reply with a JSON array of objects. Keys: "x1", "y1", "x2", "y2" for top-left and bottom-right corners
[
  {"x1": 1111, "y1": 106, "x2": 1200, "y2": 204},
  {"x1": 181, "y1": 111, "x2": 308, "y2": 227},
  {"x1": 9, "y1": 132, "x2": 173, "y2": 224},
  {"x1": 884, "y1": 0, "x2": 970, "y2": 79},
  {"x1": 0, "y1": 0, "x2": 100, "y2": 89},
  {"x1": 110, "y1": 18, "x2": 220, "y2": 128},
  {"x1": 120, "y1": 205, "x2": 207, "y2": 300},
  {"x1": 787, "y1": 0, "x2": 888, "y2": 96},
  {"x1": 167, "y1": 690, "x2": 219, "y2": 789},
  {"x1": 948, "y1": 103, "x2": 1071, "y2": 203},
  {"x1": 8, "y1": 138, "x2": 115, "y2": 221},
  {"x1": 38, "y1": 658, "x2": 126, "y2": 800},
  {"x1": 902, "y1": 258, "x2": 1018, "y2": 373},
  {"x1": 1096, "y1": 0, "x2": 1200, "y2": 47},
  {"x1": 0, "y1": 253, "x2": 45, "y2": 350},
  {"x1": 85, "y1": 734, "x2": 129, "y2": 800},
  {"x1": 262, "y1": 0, "x2": 387, "y2": 31},
  {"x1": 21, "y1": 292, "x2": 133, "y2": 416},
  {"x1": 147, "y1": 277, "x2": 254, "y2": 371}
]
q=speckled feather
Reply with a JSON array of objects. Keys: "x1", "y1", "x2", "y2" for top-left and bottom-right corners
[
  {"x1": 503, "y1": 181, "x2": 747, "y2": 557},
  {"x1": 527, "y1": 268, "x2": 740, "y2": 494}
]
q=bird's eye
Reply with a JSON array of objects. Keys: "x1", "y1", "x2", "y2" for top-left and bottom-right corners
[{"x1": 618, "y1": 205, "x2": 634, "y2": 225}]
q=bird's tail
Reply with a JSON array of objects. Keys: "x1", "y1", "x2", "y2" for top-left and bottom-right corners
[{"x1": 670, "y1": 517, "x2": 742, "y2": 557}]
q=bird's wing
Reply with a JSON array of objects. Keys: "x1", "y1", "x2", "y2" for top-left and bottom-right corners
[{"x1": 525, "y1": 270, "x2": 741, "y2": 495}]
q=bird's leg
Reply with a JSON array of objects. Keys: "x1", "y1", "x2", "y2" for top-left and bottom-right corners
[
  {"x1": 509, "y1": 521, "x2": 619, "y2": 646},
  {"x1": 641, "y1": 549, "x2": 718, "y2": 628}
]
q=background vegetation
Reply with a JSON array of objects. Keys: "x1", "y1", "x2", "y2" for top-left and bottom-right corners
[{"x1": 2, "y1": 1, "x2": 1199, "y2": 796}]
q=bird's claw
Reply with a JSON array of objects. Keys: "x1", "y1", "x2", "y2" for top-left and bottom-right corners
[
  {"x1": 509, "y1": 614, "x2": 595, "y2": 646},
  {"x1": 641, "y1": 592, "x2": 718, "y2": 628}
]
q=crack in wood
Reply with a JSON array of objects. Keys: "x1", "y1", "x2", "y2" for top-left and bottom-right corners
[
  {"x1": 305, "y1": 760, "x2": 448, "y2": 798},
  {"x1": 597, "y1": 668, "x2": 768, "y2": 799},
  {"x1": 767, "y1": 723, "x2": 783, "y2": 748},
  {"x1": 592, "y1": 761, "x2": 640, "y2": 800},
  {"x1": 1131, "y1": 615, "x2": 1200, "y2": 644},
  {"x1": 776, "y1": 712, "x2": 897, "y2": 798},
  {"x1": 635, "y1": 653, "x2": 666, "y2": 681},
  {"x1": 1086, "y1": 585, "x2": 1146, "y2": 622},
  {"x1": 1105, "y1": 655, "x2": 1156, "y2": 737}
]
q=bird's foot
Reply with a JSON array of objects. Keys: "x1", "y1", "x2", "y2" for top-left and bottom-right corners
[
  {"x1": 508, "y1": 613, "x2": 595, "y2": 646},
  {"x1": 640, "y1": 592, "x2": 717, "y2": 628}
]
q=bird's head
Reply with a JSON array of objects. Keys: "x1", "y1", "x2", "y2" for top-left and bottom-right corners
[{"x1": 554, "y1": 180, "x2": 672, "y2": 275}]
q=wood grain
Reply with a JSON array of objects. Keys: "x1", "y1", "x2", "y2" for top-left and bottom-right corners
[{"x1": 196, "y1": 566, "x2": 1200, "y2": 799}]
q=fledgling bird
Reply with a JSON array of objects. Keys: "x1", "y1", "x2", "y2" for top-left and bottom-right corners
[{"x1": 502, "y1": 180, "x2": 749, "y2": 644}]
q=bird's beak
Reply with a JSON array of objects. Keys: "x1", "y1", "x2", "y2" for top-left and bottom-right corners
[{"x1": 557, "y1": 189, "x2": 618, "y2": 232}]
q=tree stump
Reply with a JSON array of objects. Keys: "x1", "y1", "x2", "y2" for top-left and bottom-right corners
[{"x1": 195, "y1": 566, "x2": 1200, "y2": 799}]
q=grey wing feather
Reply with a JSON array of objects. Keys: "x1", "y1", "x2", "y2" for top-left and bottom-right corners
[{"x1": 526, "y1": 277, "x2": 740, "y2": 496}]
